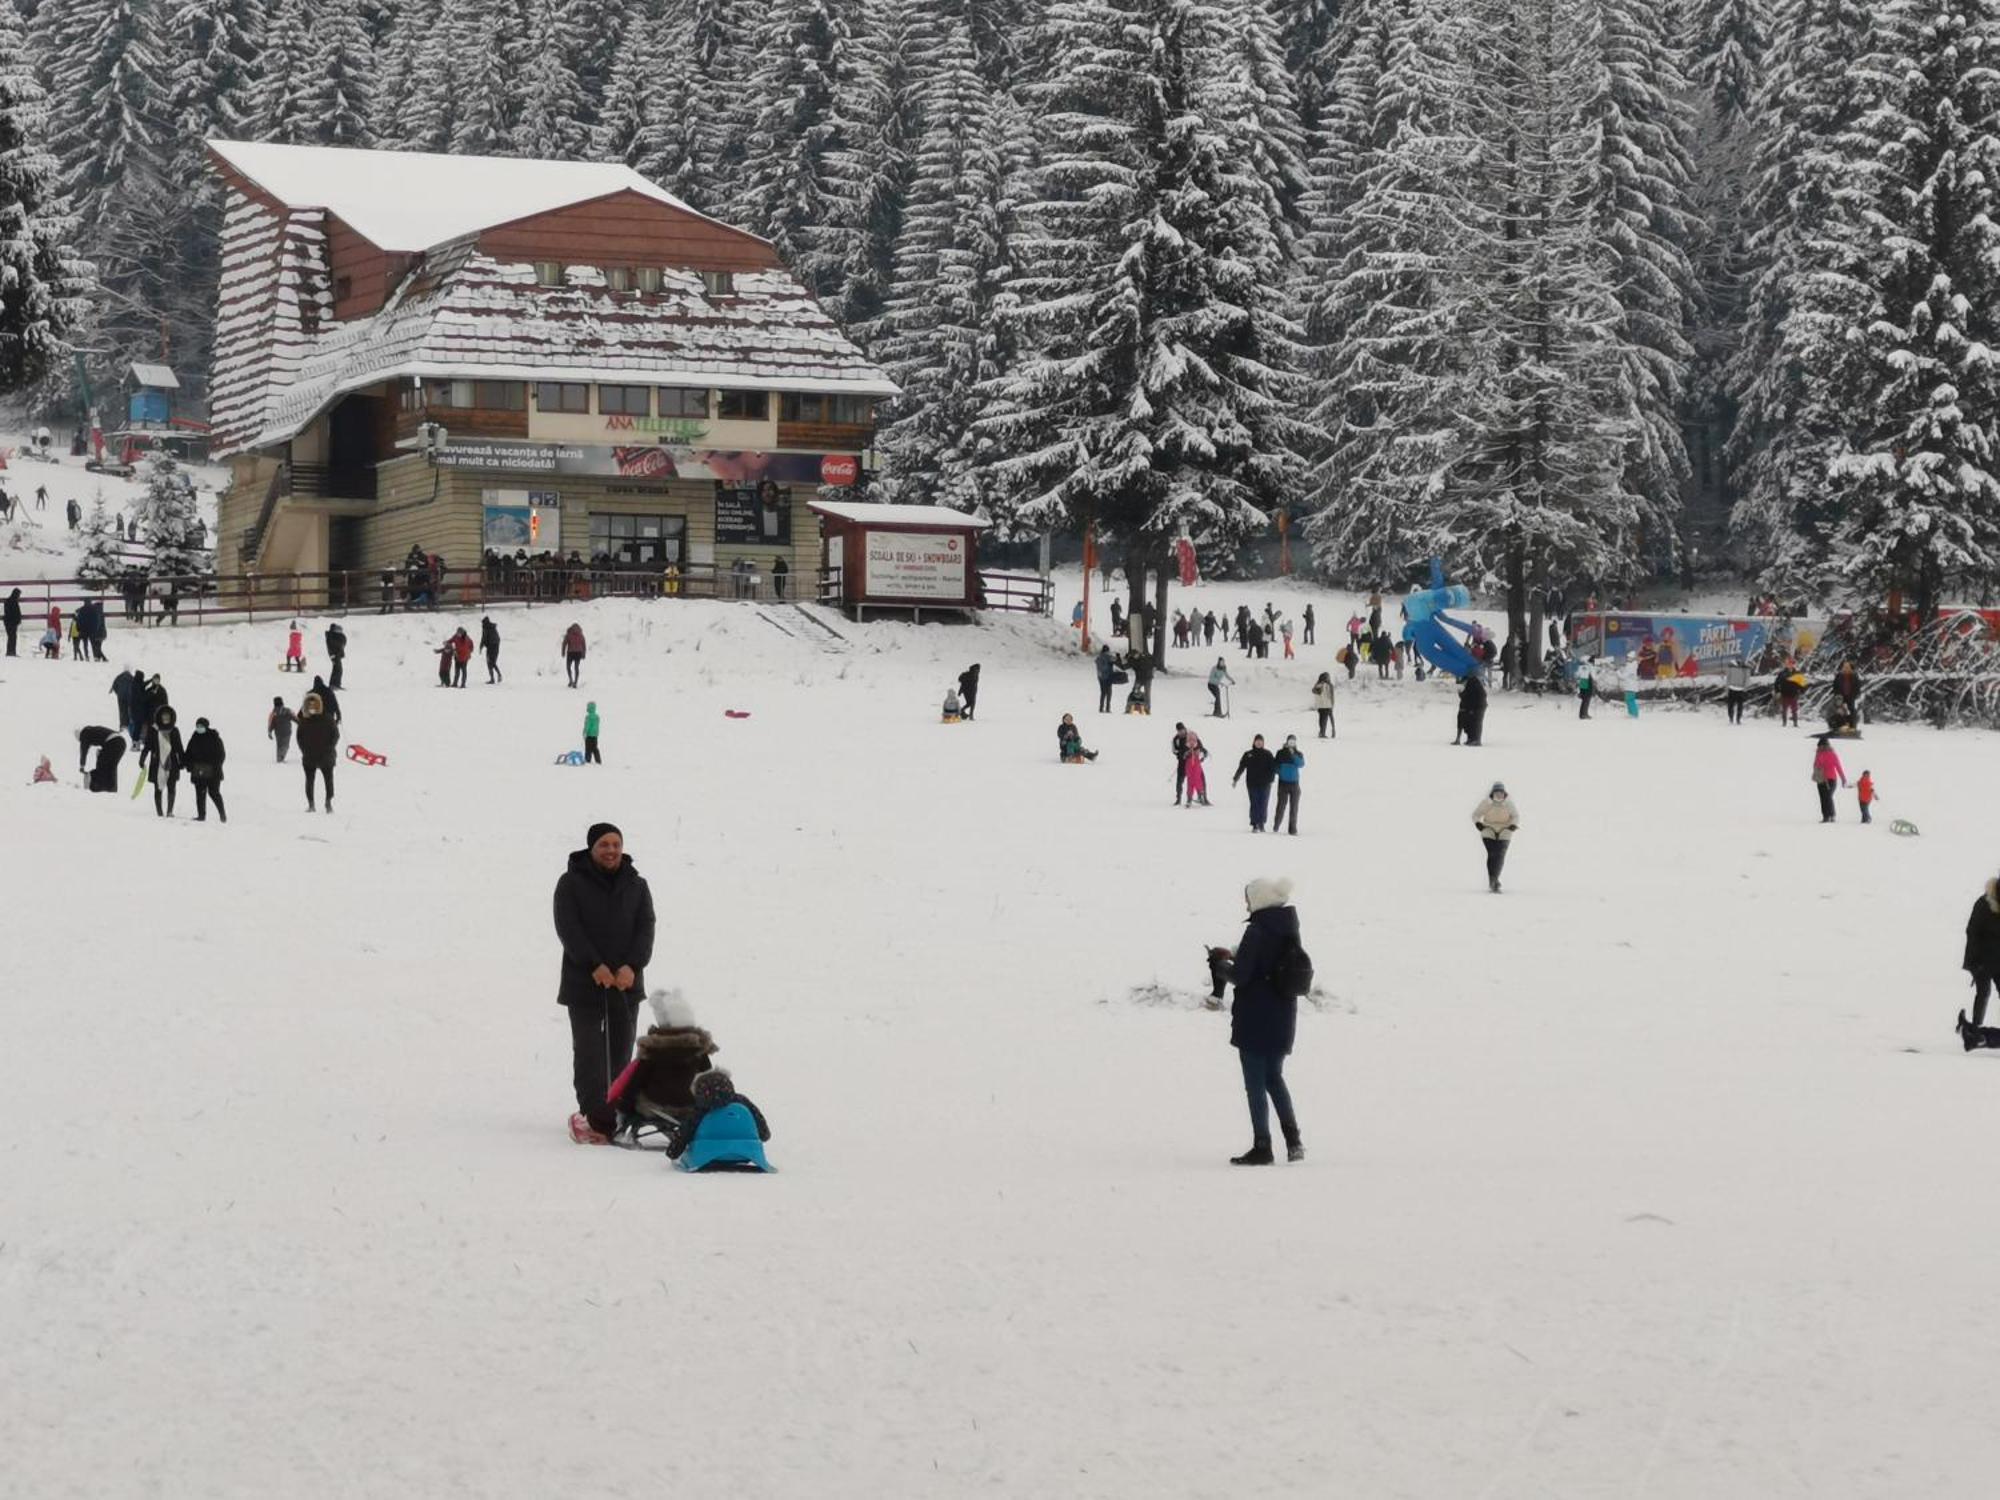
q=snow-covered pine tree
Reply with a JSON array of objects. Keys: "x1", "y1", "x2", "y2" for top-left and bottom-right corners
[
  {"x1": 871, "y1": 2, "x2": 1029, "y2": 511},
  {"x1": 1574, "y1": 0, "x2": 1699, "y2": 575},
  {"x1": 1218, "y1": 0, "x2": 1311, "y2": 259},
  {"x1": 683, "y1": 0, "x2": 766, "y2": 218},
  {"x1": 982, "y1": 0, "x2": 1308, "y2": 651},
  {"x1": 306, "y1": 0, "x2": 376, "y2": 147},
  {"x1": 254, "y1": 0, "x2": 319, "y2": 144},
  {"x1": 1302, "y1": 0, "x2": 1475, "y2": 587},
  {"x1": 1281, "y1": 0, "x2": 1344, "y2": 146},
  {"x1": 77, "y1": 492, "x2": 123, "y2": 587},
  {"x1": 387, "y1": 0, "x2": 459, "y2": 150},
  {"x1": 509, "y1": 0, "x2": 588, "y2": 159},
  {"x1": 1728, "y1": 0, "x2": 1880, "y2": 596},
  {"x1": 822, "y1": 0, "x2": 919, "y2": 329},
  {"x1": 138, "y1": 452, "x2": 201, "y2": 582},
  {"x1": 366, "y1": 0, "x2": 419, "y2": 146},
  {"x1": 0, "y1": 3, "x2": 93, "y2": 392},
  {"x1": 450, "y1": 0, "x2": 517, "y2": 156},
  {"x1": 736, "y1": 0, "x2": 854, "y2": 295},
  {"x1": 1822, "y1": 0, "x2": 2000, "y2": 622}
]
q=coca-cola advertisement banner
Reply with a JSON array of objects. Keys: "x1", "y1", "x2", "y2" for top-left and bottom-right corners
[{"x1": 432, "y1": 439, "x2": 857, "y2": 487}]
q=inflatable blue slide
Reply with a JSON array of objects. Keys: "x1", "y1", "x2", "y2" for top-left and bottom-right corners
[{"x1": 1401, "y1": 562, "x2": 1484, "y2": 679}]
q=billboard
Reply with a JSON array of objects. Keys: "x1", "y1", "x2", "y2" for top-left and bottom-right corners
[
  {"x1": 435, "y1": 439, "x2": 857, "y2": 487},
  {"x1": 481, "y1": 489, "x2": 561, "y2": 550},
  {"x1": 1573, "y1": 613, "x2": 1824, "y2": 678},
  {"x1": 715, "y1": 479, "x2": 792, "y2": 544},
  {"x1": 863, "y1": 530, "x2": 969, "y2": 600}
]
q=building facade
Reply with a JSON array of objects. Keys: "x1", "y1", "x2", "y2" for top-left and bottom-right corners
[{"x1": 205, "y1": 141, "x2": 896, "y2": 597}]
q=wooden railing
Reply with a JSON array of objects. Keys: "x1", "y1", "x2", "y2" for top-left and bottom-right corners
[
  {"x1": 239, "y1": 462, "x2": 290, "y2": 567},
  {"x1": 978, "y1": 571, "x2": 1054, "y2": 615}
]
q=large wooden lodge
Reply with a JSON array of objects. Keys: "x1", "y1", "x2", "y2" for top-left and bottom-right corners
[{"x1": 206, "y1": 140, "x2": 897, "y2": 596}]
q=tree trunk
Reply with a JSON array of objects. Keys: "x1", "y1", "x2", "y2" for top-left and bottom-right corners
[
  {"x1": 1505, "y1": 537, "x2": 1529, "y2": 680},
  {"x1": 1125, "y1": 547, "x2": 1149, "y2": 655},
  {"x1": 1151, "y1": 562, "x2": 1170, "y2": 665}
]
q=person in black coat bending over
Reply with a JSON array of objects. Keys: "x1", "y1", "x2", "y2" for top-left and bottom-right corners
[
  {"x1": 1959, "y1": 875, "x2": 2000, "y2": 1049},
  {"x1": 554, "y1": 822, "x2": 657, "y2": 1144},
  {"x1": 1217, "y1": 876, "x2": 1307, "y2": 1165}
]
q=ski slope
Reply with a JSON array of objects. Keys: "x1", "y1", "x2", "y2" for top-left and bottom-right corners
[{"x1": 2, "y1": 571, "x2": 1994, "y2": 1499}]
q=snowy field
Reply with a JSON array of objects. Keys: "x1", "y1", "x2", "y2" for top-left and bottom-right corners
[
  {"x1": 0, "y1": 433, "x2": 224, "y2": 581},
  {"x1": 3, "y1": 569, "x2": 1996, "y2": 1499}
]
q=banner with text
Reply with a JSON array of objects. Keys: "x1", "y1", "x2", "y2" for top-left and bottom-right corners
[
  {"x1": 1573, "y1": 613, "x2": 1824, "y2": 678},
  {"x1": 862, "y1": 530, "x2": 969, "y2": 601}
]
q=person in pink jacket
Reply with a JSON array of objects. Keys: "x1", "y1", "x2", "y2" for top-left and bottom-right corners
[
  {"x1": 1811, "y1": 735, "x2": 1849, "y2": 823},
  {"x1": 284, "y1": 620, "x2": 305, "y2": 672},
  {"x1": 1183, "y1": 730, "x2": 1211, "y2": 807}
]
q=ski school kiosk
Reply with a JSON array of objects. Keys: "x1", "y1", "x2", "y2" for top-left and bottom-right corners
[{"x1": 809, "y1": 500, "x2": 988, "y2": 622}]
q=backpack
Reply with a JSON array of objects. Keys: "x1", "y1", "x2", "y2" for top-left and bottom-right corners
[{"x1": 1273, "y1": 938, "x2": 1315, "y2": 999}]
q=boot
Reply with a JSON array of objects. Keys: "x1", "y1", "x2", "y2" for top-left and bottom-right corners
[
  {"x1": 1960, "y1": 1011, "x2": 1979, "y2": 1052},
  {"x1": 1283, "y1": 1127, "x2": 1304, "y2": 1163},
  {"x1": 1230, "y1": 1138, "x2": 1274, "y2": 1166}
]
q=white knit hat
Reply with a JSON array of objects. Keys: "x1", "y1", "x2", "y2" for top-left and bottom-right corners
[{"x1": 1245, "y1": 877, "x2": 1294, "y2": 913}]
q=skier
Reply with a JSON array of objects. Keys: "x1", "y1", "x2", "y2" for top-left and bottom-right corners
[
  {"x1": 1182, "y1": 729, "x2": 1211, "y2": 805},
  {"x1": 584, "y1": 701, "x2": 601, "y2": 764},
  {"x1": 1056, "y1": 714, "x2": 1098, "y2": 762},
  {"x1": 451, "y1": 626, "x2": 473, "y2": 688},
  {"x1": 1811, "y1": 735, "x2": 1848, "y2": 823},
  {"x1": 1724, "y1": 655, "x2": 1751, "y2": 724},
  {"x1": 1311, "y1": 672, "x2": 1336, "y2": 739},
  {"x1": 1232, "y1": 734, "x2": 1277, "y2": 832},
  {"x1": 1207, "y1": 657, "x2": 1233, "y2": 718},
  {"x1": 296, "y1": 694, "x2": 338, "y2": 812},
  {"x1": 1218, "y1": 876, "x2": 1307, "y2": 1165},
  {"x1": 553, "y1": 823, "x2": 657, "y2": 1145},
  {"x1": 1577, "y1": 657, "x2": 1596, "y2": 720},
  {"x1": 481, "y1": 616, "x2": 502, "y2": 683},
  {"x1": 142, "y1": 706, "x2": 185, "y2": 818},
  {"x1": 562, "y1": 622, "x2": 587, "y2": 687},
  {"x1": 1857, "y1": 769, "x2": 1877, "y2": 825},
  {"x1": 2, "y1": 587, "x2": 19, "y2": 656},
  {"x1": 1455, "y1": 673, "x2": 1487, "y2": 747},
  {"x1": 268, "y1": 696, "x2": 294, "y2": 762},
  {"x1": 184, "y1": 718, "x2": 227, "y2": 823},
  {"x1": 284, "y1": 621, "x2": 305, "y2": 673},
  {"x1": 76, "y1": 724, "x2": 117, "y2": 775},
  {"x1": 325, "y1": 621, "x2": 346, "y2": 690},
  {"x1": 1095, "y1": 644, "x2": 1116, "y2": 714},
  {"x1": 1959, "y1": 874, "x2": 2000, "y2": 1047},
  {"x1": 1272, "y1": 735, "x2": 1305, "y2": 835},
  {"x1": 1171, "y1": 722, "x2": 1192, "y2": 806},
  {"x1": 1473, "y1": 781, "x2": 1519, "y2": 892},
  {"x1": 957, "y1": 664, "x2": 980, "y2": 721},
  {"x1": 1301, "y1": 604, "x2": 1315, "y2": 646}
]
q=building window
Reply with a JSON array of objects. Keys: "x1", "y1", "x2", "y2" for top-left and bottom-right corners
[
  {"x1": 400, "y1": 381, "x2": 422, "y2": 412},
  {"x1": 779, "y1": 392, "x2": 875, "y2": 424},
  {"x1": 474, "y1": 381, "x2": 526, "y2": 410},
  {"x1": 598, "y1": 385, "x2": 651, "y2": 416},
  {"x1": 658, "y1": 387, "x2": 709, "y2": 419},
  {"x1": 535, "y1": 261, "x2": 567, "y2": 287},
  {"x1": 588, "y1": 512, "x2": 686, "y2": 568},
  {"x1": 780, "y1": 392, "x2": 824, "y2": 423},
  {"x1": 606, "y1": 266, "x2": 632, "y2": 292},
  {"x1": 636, "y1": 267, "x2": 663, "y2": 293},
  {"x1": 535, "y1": 382, "x2": 590, "y2": 413},
  {"x1": 717, "y1": 389, "x2": 768, "y2": 421},
  {"x1": 701, "y1": 270, "x2": 736, "y2": 297},
  {"x1": 831, "y1": 394, "x2": 873, "y2": 424}
]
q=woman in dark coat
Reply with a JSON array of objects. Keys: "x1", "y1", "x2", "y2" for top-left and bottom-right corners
[
  {"x1": 957, "y1": 663, "x2": 980, "y2": 721},
  {"x1": 554, "y1": 822, "x2": 657, "y2": 1143},
  {"x1": 184, "y1": 717, "x2": 227, "y2": 822},
  {"x1": 1959, "y1": 876, "x2": 2000, "y2": 1047},
  {"x1": 1455, "y1": 672, "x2": 1488, "y2": 746},
  {"x1": 295, "y1": 694, "x2": 339, "y2": 811},
  {"x1": 1222, "y1": 876, "x2": 1305, "y2": 1165},
  {"x1": 143, "y1": 706, "x2": 185, "y2": 817}
]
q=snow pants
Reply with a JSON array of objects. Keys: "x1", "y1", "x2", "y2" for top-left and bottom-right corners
[
  {"x1": 569, "y1": 992, "x2": 641, "y2": 1137},
  {"x1": 193, "y1": 779, "x2": 225, "y2": 821},
  {"x1": 1484, "y1": 836, "x2": 1509, "y2": 888},
  {"x1": 1816, "y1": 781, "x2": 1836, "y2": 821},
  {"x1": 1273, "y1": 783, "x2": 1300, "y2": 835},
  {"x1": 1316, "y1": 709, "x2": 1333, "y2": 739},
  {"x1": 485, "y1": 647, "x2": 501, "y2": 684},
  {"x1": 1246, "y1": 782, "x2": 1270, "y2": 830},
  {"x1": 1175, "y1": 756, "x2": 1188, "y2": 804},
  {"x1": 584, "y1": 736, "x2": 601, "y2": 764},
  {"x1": 304, "y1": 759, "x2": 334, "y2": 810},
  {"x1": 1726, "y1": 690, "x2": 1745, "y2": 724},
  {"x1": 565, "y1": 653, "x2": 583, "y2": 687},
  {"x1": 273, "y1": 729, "x2": 290, "y2": 762},
  {"x1": 1238, "y1": 1049, "x2": 1298, "y2": 1146},
  {"x1": 2, "y1": 622, "x2": 14, "y2": 656},
  {"x1": 330, "y1": 657, "x2": 344, "y2": 690}
]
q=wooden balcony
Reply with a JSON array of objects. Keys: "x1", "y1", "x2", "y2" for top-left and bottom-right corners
[
  {"x1": 776, "y1": 420, "x2": 873, "y2": 452},
  {"x1": 391, "y1": 404, "x2": 530, "y2": 442}
]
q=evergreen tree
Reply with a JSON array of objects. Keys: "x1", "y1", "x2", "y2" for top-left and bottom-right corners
[
  {"x1": 1823, "y1": 0, "x2": 2000, "y2": 621},
  {"x1": 451, "y1": 0, "x2": 518, "y2": 155},
  {"x1": 738, "y1": 0, "x2": 853, "y2": 294},
  {"x1": 1218, "y1": 0, "x2": 1311, "y2": 258},
  {"x1": 254, "y1": 0, "x2": 319, "y2": 144},
  {"x1": 0, "y1": 3, "x2": 93, "y2": 392},
  {"x1": 307, "y1": 0, "x2": 376, "y2": 147},
  {"x1": 77, "y1": 492, "x2": 123, "y2": 586},
  {"x1": 823, "y1": 0, "x2": 919, "y2": 328},
  {"x1": 510, "y1": 0, "x2": 589, "y2": 159},
  {"x1": 139, "y1": 452, "x2": 201, "y2": 582}
]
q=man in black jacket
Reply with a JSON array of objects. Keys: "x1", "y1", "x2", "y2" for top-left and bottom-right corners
[
  {"x1": 480, "y1": 616, "x2": 502, "y2": 683},
  {"x1": 184, "y1": 717, "x2": 227, "y2": 823},
  {"x1": 1456, "y1": 673, "x2": 1488, "y2": 746},
  {"x1": 325, "y1": 621, "x2": 346, "y2": 690},
  {"x1": 296, "y1": 696, "x2": 338, "y2": 811},
  {"x1": 554, "y1": 823, "x2": 657, "y2": 1143},
  {"x1": 1959, "y1": 878, "x2": 2000, "y2": 1046},
  {"x1": 3, "y1": 587, "x2": 20, "y2": 656},
  {"x1": 1171, "y1": 722, "x2": 1191, "y2": 805},
  {"x1": 1232, "y1": 735, "x2": 1277, "y2": 831}
]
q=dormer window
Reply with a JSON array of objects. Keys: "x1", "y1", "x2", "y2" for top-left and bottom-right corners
[
  {"x1": 701, "y1": 270, "x2": 736, "y2": 297},
  {"x1": 636, "y1": 267, "x2": 663, "y2": 293},
  {"x1": 535, "y1": 261, "x2": 567, "y2": 287},
  {"x1": 606, "y1": 266, "x2": 632, "y2": 292}
]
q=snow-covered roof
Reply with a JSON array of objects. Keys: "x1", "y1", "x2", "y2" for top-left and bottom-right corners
[
  {"x1": 233, "y1": 246, "x2": 898, "y2": 454},
  {"x1": 128, "y1": 363, "x2": 180, "y2": 389},
  {"x1": 810, "y1": 501, "x2": 988, "y2": 529},
  {"x1": 207, "y1": 140, "x2": 752, "y2": 254}
]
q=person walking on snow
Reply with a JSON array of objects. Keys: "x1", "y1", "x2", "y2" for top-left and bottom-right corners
[
  {"x1": 325, "y1": 621, "x2": 346, "y2": 690},
  {"x1": 1208, "y1": 657, "x2": 1233, "y2": 718},
  {"x1": 142, "y1": 706, "x2": 185, "y2": 818},
  {"x1": 1182, "y1": 730, "x2": 1211, "y2": 806},
  {"x1": 562, "y1": 622, "x2": 587, "y2": 688},
  {"x1": 1233, "y1": 734, "x2": 1277, "y2": 831},
  {"x1": 268, "y1": 697, "x2": 294, "y2": 762},
  {"x1": 553, "y1": 823, "x2": 657, "y2": 1144},
  {"x1": 957, "y1": 664, "x2": 980, "y2": 721},
  {"x1": 2, "y1": 587, "x2": 20, "y2": 656},
  {"x1": 1724, "y1": 655, "x2": 1751, "y2": 724},
  {"x1": 1172, "y1": 722, "x2": 1193, "y2": 806},
  {"x1": 1811, "y1": 735, "x2": 1848, "y2": 822},
  {"x1": 451, "y1": 626, "x2": 474, "y2": 688},
  {"x1": 1311, "y1": 672, "x2": 1337, "y2": 738},
  {"x1": 1302, "y1": 604, "x2": 1315, "y2": 646},
  {"x1": 1577, "y1": 658, "x2": 1596, "y2": 720},
  {"x1": 1218, "y1": 876, "x2": 1307, "y2": 1165},
  {"x1": 1272, "y1": 736, "x2": 1305, "y2": 834},
  {"x1": 1474, "y1": 782, "x2": 1519, "y2": 892},
  {"x1": 481, "y1": 616, "x2": 502, "y2": 683},
  {"x1": 296, "y1": 694, "x2": 339, "y2": 812},
  {"x1": 1857, "y1": 769, "x2": 1878, "y2": 824},
  {"x1": 184, "y1": 718, "x2": 227, "y2": 823},
  {"x1": 1096, "y1": 644, "x2": 1116, "y2": 714},
  {"x1": 1455, "y1": 673, "x2": 1487, "y2": 746},
  {"x1": 284, "y1": 621, "x2": 305, "y2": 673},
  {"x1": 584, "y1": 702, "x2": 601, "y2": 764},
  {"x1": 1958, "y1": 874, "x2": 2000, "y2": 1048}
]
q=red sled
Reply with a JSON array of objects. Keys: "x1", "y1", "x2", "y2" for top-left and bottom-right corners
[
  {"x1": 345, "y1": 744, "x2": 388, "y2": 766},
  {"x1": 724, "y1": 710, "x2": 752, "y2": 719}
]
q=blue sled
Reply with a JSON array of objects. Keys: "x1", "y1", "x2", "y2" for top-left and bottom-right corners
[
  {"x1": 1402, "y1": 566, "x2": 1484, "y2": 678},
  {"x1": 677, "y1": 1102, "x2": 773, "y2": 1173}
]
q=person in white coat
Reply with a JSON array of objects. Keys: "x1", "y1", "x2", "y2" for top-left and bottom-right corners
[
  {"x1": 1473, "y1": 781, "x2": 1519, "y2": 892},
  {"x1": 1310, "y1": 672, "x2": 1336, "y2": 739}
]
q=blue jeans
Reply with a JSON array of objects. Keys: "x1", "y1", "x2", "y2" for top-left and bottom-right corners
[
  {"x1": 1247, "y1": 783, "x2": 1270, "y2": 829},
  {"x1": 1238, "y1": 1049, "x2": 1297, "y2": 1143}
]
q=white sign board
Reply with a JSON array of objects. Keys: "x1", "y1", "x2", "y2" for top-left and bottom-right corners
[{"x1": 862, "y1": 530, "x2": 968, "y2": 600}]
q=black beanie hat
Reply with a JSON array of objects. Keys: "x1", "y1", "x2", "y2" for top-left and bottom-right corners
[{"x1": 586, "y1": 821, "x2": 623, "y2": 848}]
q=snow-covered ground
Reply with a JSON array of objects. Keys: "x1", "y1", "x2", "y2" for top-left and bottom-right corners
[
  {"x1": 0, "y1": 430, "x2": 224, "y2": 579},
  {"x1": 3, "y1": 569, "x2": 1994, "y2": 1499}
]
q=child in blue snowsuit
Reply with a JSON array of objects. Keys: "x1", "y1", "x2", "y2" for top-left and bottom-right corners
[{"x1": 666, "y1": 1068, "x2": 772, "y2": 1166}]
